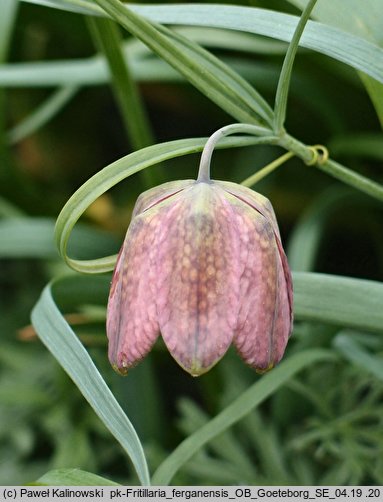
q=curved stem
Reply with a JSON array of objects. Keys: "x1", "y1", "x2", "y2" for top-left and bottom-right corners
[
  {"x1": 241, "y1": 151, "x2": 295, "y2": 187},
  {"x1": 197, "y1": 123, "x2": 275, "y2": 182}
]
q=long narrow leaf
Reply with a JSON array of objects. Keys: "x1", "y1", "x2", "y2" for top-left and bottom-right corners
[
  {"x1": 31, "y1": 269, "x2": 383, "y2": 486},
  {"x1": 53, "y1": 135, "x2": 275, "y2": 273},
  {"x1": 334, "y1": 331, "x2": 383, "y2": 381},
  {"x1": 36, "y1": 468, "x2": 119, "y2": 486},
  {"x1": 92, "y1": 0, "x2": 273, "y2": 126},
  {"x1": 0, "y1": 217, "x2": 118, "y2": 259},
  {"x1": 31, "y1": 279, "x2": 150, "y2": 485},
  {"x1": 293, "y1": 272, "x2": 383, "y2": 333},
  {"x1": 152, "y1": 349, "x2": 334, "y2": 485},
  {"x1": 273, "y1": 0, "x2": 317, "y2": 132},
  {"x1": 87, "y1": 17, "x2": 154, "y2": 151},
  {"x1": 19, "y1": 2, "x2": 383, "y2": 85},
  {"x1": 0, "y1": 0, "x2": 18, "y2": 61},
  {"x1": 7, "y1": 86, "x2": 78, "y2": 144}
]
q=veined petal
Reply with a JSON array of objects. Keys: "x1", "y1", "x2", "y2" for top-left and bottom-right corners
[
  {"x1": 132, "y1": 179, "x2": 194, "y2": 217},
  {"x1": 271, "y1": 237, "x2": 293, "y2": 364},
  {"x1": 153, "y1": 182, "x2": 241, "y2": 376},
  {"x1": 216, "y1": 180, "x2": 281, "y2": 239},
  {"x1": 107, "y1": 210, "x2": 162, "y2": 374},
  {"x1": 225, "y1": 191, "x2": 292, "y2": 371}
]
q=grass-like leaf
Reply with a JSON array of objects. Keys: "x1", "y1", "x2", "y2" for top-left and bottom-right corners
[
  {"x1": 0, "y1": 0, "x2": 18, "y2": 61},
  {"x1": 0, "y1": 217, "x2": 118, "y2": 259},
  {"x1": 334, "y1": 331, "x2": 383, "y2": 382},
  {"x1": 152, "y1": 349, "x2": 334, "y2": 485},
  {"x1": 0, "y1": 47, "x2": 276, "y2": 88},
  {"x1": 7, "y1": 86, "x2": 78, "y2": 144},
  {"x1": 31, "y1": 277, "x2": 150, "y2": 485},
  {"x1": 54, "y1": 135, "x2": 275, "y2": 273},
  {"x1": 129, "y1": 4, "x2": 383, "y2": 85},
  {"x1": 293, "y1": 272, "x2": 383, "y2": 333},
  {"x1": 92, "y1": 0, "x2": 273, "y2": 127},
  {"x1": 273, "y1": 0, "x2": 317, "y2": 133},
  {"x1": 19, "y1": 2, "x2": 383, "y2": 85},
  {"x1": 287, "y1": 0, "x2": 383, "y2": 127},
  {"x1": 35, "y1": 468, "x2": 119, "y2": 486},
  {"x1": 30, "y1": 269, "x2": 383, "y2": 485},
  {"x1": 87, "y1": 17, "x2": 154, "y2": 151}
]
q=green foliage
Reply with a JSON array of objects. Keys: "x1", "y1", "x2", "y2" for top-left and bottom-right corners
[{"x1": 1, "y1": 0, "x2": 383, "y2": 487}]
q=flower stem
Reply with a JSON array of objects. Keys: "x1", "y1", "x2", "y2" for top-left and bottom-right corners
[
  {"x1": 197, "y1": 123, "x2": 275, "y2": 182},
  {"x1": 241, "y1": 151, "x2": 295, "y2": 187}
]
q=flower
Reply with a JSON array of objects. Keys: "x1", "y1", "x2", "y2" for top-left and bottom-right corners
[{"x1": 106, "y1": 177, "x2": 293, "y2": 376}]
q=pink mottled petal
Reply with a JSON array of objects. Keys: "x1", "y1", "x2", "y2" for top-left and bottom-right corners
[
  {"x1": 153, "y1": 182, "x2": 240, "y2": 376},
  {"x1": 107, "y1": 211, "x2": 161, "y2": 374},
  {"x1": 270, "y1": 239, "x2": 293, "y2": 364},
  {"x1": 276, "y1": 236, "x2": 294, "y2": 326},
  {"x1": 132, "y1": 180, "x2": 194, "y2": 217},
  {"x1": 225, "y1": 192, "x2": 291, "y2": 371},
  {"x1": 216, "y1": 180, "x2": 281, "y2": 238}
]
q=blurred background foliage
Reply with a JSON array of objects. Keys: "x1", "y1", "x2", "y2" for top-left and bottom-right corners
[{"x1": 1, "y1": 0, "x2": 383, "y2": 486}]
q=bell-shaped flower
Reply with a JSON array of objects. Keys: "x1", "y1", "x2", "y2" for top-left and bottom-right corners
[{"x1": 106, "y1": 158, "x2": 293, "y2": 376}]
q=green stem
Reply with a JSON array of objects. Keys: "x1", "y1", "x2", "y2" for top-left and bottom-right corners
[
  {"x1": 317, "y1": 158, "x2": 383, "y2": 202},
  {"x1": 273, "y1": 0, "x2": 318, "y2": 134},
  {"x1": 241, "y1": 151, "x2": 294, "y2": 187},
  {"x1": 279, "y1": 133, "x2": 383, "y2": 203},
  {"x1": 197, "y1": 123, "x2": 275, "y2": 182}
]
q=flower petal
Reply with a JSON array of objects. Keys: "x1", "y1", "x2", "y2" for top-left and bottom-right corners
[
  {"x1": 225, "y1": 192, "x2": 292, "y2": 371},
  {"x1": 153, "y1": 182, "x2": 241, "y2": 376},
  {"x1": 216, "y1": 180, "x2": 281, "y2": 238},
  {"x1": 132, "y1": 179, "x2": 194, "y2": 218},
  {"x1": 106, "y1": 210, "x2": 161, "y2": 374},
  {"x1": 271, "y1": 236, "x2": 293, "y2": 364}
]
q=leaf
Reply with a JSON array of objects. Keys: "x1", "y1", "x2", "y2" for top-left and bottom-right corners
[
  {"x1": 87, "y1": 17, "x2": 154, "y2": 151},
  {"x1": 31, "y1": 278, "x2": 150, "y2": 486},
  {"x1": 0, "y1": 0, "x2": 18, "y2": 62},
  {"x1": 53, "y1": 135, "x2": 275, "y2": 273},
  {"x1": 7, "y1": 86, "x2": 78, "y2": 144},
  {"x1": 18, "y1": 2, "x2": 383, "y2": 85},
  {"x1": 93, "y1": 0, "x2": 273, "y2": 126},
  {"x1": 0, "y1": 31, "x2": 284, "y2": 88},
  {"x1": 273, "y1": 0, "x2": 318, "y2": 133},
  {"x1": 293, "y1": 272, "x2": 383, "y2": 334},
  {"x1": 287, "y1": 0, "x2": 383, "y2": 43},
  {"x1": 334, "y1": 331, "x2": 383, "y2": 382},
  {"x1": 286, "y1": 0, "x2": 383, "y2": 127},
  {"x1": 0, "y1": 196, "x2": 24, "y2": 217},
  {"x1": 152, "y1": 349, "x2": 334, "y2": 485},
  {"x1": 35, "y1": 468, "x2": 119, "y2": 486},
  {"x1": 0, "y1": 217, "x2": 118, "y2": 259},
  {"x1": 30, "y1": 269, "x2": 383, "y2": 485}
]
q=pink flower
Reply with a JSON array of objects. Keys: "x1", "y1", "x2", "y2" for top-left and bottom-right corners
[{"x1": 107, "y1": 178, "x2": 293, "y2": 376}]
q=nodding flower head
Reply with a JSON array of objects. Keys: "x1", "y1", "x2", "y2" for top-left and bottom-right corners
[{"x1": 106, "y1": 172, "x2": 293, "y2": 376}]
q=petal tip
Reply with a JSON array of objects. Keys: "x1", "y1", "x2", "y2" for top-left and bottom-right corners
[
  {"x1": 112, "y1": 363, "x2": 129, "y2": 376},
  {"x1": 255, "y1": 361, "x2": 275, "y2": 374}
]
